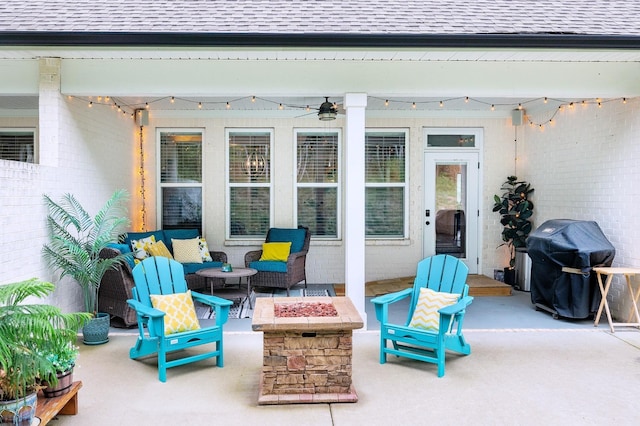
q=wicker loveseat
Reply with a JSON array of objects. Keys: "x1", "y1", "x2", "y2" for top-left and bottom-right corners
[
  {"x1": 244, "y1": 226, "x2": 310, "y2": 296},
  {"x1": 98, "y1": 229, "x2": 227, "y2": 327}
]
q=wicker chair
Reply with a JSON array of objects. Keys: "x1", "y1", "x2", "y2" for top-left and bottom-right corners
[
  {"x1": 98, "y1": 247, "x2": 227, "y2": 327},
  {"x1": 244, "y1": 226, "x2": 310, "y2": 296},
  {"x1": 98, "y1": 247, "x2": 138, "y2": 327}
]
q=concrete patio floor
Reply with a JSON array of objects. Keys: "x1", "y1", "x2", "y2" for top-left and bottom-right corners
[{"x1": 58, "y1": 290, "x2": 640, "y2": 425}]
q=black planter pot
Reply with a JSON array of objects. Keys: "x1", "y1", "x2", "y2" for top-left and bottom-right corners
[
  {"x1": 82, "y1": 312, "x2": 110, "y2": 345},
  {"x1": 503, "y1": 268, "x2": 516, "y2": 286}
]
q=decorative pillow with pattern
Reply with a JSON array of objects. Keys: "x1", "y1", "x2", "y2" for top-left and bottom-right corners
[
  {"x1": 130, "y1": 235, "x2": 156, "y2": 260},
  {"x1": 259, "y1": 242, "x2": 292, "y2": 262},
  {"x1": 147, "y1": 240, "x2": 174, "y2": 259},
  {"x1": 149, "y1": 290, "x2": 200, "y2": 335},
  {"x1": 171, "y1": 238, "x2": 203, "y2": 264},
  {"x1": 198, "y1": 237, "x2": 213, "y2": 262},
  {"x1": 408, "y1": 287, "x2": 459, "y2": 331}
]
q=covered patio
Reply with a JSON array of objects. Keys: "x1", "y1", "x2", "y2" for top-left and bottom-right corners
[{"x1": 61, "y1": 291, "x2": 640, "y2": 425}]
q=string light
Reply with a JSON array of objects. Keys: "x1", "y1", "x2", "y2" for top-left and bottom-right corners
[
  {"x1": 70, "y1": 94, "x2": 633, "y2": 131},
  {"x1": 138, "y1": 124, "x2": 146, "y2": 231}
]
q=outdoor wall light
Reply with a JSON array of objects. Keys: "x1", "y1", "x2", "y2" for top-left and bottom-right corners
[{"x1": 317, "y1": 97, "x2": 337, "y2": 121}]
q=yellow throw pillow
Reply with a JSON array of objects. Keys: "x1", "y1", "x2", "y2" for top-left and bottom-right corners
[
  {"x1": 171, "y1": 238, "x2": 203, "y2": 264},
  {"x1": 147, "y1": 240, "x2": 174, "y2": 259},
  {"x1": 198, "y1": 237, "x2": 213, "y2": 262},
  {"x1": 131, "y1": 235, "x2": 156, "y2": 260},
  {"x1": 259, "y1": 242, "x2": 292, "y2": 261},
  {"x1": 149, "y1": 290, "x2": 200, "y2": 335},
  {"x1": 408, "y1": 287, "x2": 459, "y2": 331}
]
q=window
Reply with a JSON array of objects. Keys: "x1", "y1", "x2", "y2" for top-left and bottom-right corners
[
  {"x1": 0, "y1": 129, "x2": 36, "y2": 163},
  {"x1": 365, "y1": 130, "x2": 407, "y2": 238},
  {"x1": 227, "y1": 129, "x2": 272, "y2": 238},
  {"x1": 158, "y1": 130, "x2": 203, "y2": 232},
  {"x1": 295, "y1": 130, "x2": 340, "y2": 238}
]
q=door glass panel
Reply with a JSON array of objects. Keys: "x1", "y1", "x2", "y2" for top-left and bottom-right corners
[
  {"x1": 427, "y1": 134, "x2": 475, "y2": 148},
  {"x1": 435, "y1": 163, "x2": 466, "y2": 258}
]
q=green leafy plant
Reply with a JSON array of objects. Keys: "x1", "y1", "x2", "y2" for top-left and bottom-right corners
[
  {"x1": 42, "y1": 189, "x2": 131, "y2": 314},
  {"x1": 0, "y1": 278, "x2": 90, "y2": 402},
  {"x1": 492, "y1": 176, "x2": 534, "y2": 268},
  {"x1": 39, "y1": 342, "x2": 79, "y2": 374}
]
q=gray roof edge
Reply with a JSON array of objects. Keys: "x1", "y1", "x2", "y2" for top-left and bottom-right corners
[{"x1": 1, "y1": 32, "x2": 640, "y2": 50}]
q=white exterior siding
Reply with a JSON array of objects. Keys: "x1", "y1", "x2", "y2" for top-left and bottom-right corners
[{"x1": 522, "y1": 98, "x2": 640, "y2": 319}]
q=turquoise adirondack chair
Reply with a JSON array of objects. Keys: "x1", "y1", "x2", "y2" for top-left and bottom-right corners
[
  {"x1": 371, "y1": 255, "x2": 473, "y2": 377},
  {"x1": 127, "y1": 256, "x2": 233, "y2": 382}
]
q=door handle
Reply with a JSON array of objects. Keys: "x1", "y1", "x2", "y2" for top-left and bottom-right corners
[{"x1": 426, "y1": 221, "x2": 430, "y2": 225}]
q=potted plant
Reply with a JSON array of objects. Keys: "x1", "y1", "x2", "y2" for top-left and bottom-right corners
[
  {"x1": 42, "y1": 189, "x2": 131, "y2": 345},
  {"x1": 39, "y1": 340, "x2": 79, "y2": 398},
  {"x1": 0, "y1": 278, "x2": 89, "y2": 424},
  {"x1": 492, "y1": 176, "x2": 534, "y2": 285}
]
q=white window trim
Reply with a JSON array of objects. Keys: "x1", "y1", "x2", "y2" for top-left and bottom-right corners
[
  {"x1": 293, "y1": 128, "x2": 342, "y2": 240},
  {"x1": 156, "y1": 127, "x2": 205, "y2": 231},
  {"x1": 365, "y1": 127, "x2": 409, "y2": 240},
  {"x1": 225, "y1": 128, "x2": 274, "y2": 240}
]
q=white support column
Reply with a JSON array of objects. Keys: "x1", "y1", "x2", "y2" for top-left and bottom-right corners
[
  {"x1": 39, "y1": 57, "x2": 62, "y2": 167},
  {"x1": 343, "y1": 93, "x2": 367, "y2": 327}
]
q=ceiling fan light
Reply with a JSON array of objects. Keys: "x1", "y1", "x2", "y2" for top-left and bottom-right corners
[{"x1": 318, "y1": 97, "x2": 337, "y2": 121}]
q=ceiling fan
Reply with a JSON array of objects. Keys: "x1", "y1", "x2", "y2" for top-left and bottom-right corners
[{"x1": 293, "y1": 96, "x2": 343, "y2": 120}]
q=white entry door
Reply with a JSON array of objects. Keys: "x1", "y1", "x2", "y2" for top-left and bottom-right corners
[{"x1": 424, "y1": 151, "x2": 479, "y2": 273}]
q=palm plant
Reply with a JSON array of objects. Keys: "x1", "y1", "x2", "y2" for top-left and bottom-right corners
[
  {"x1": 42, "y1": 189, "x2": 131, "y2": 314},
  {"x1": 0, "y1": 278, "x2": 90, "y2": 403}
]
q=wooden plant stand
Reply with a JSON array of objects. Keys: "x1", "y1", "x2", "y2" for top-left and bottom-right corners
[{"x1": 36, "y1": 381, "x2": 82, "y2": 425}]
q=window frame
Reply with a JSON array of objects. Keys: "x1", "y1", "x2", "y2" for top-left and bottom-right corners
[
  {"x1": 294, "y1": 128, "x2": 342, "y2": 240},
  {"x1": 225, "y1": 128, "x2": 274, "y2": 240},
  {"x1": 156, "y1": 128, "x2": 205, "y2": 232},
  {"x1": 0, "y1": 128, "x2": 37, "y2": 164},
  {"x1": 365, "y1": 128, "x2": 409, "y2": 239}
]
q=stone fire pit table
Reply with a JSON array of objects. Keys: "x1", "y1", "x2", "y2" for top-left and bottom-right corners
[{"x1": 251, "y1": 296, "x2": 364, "y2": 405}]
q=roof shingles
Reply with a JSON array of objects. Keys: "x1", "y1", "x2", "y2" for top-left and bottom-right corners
[{"x1": 0, "y1": 0, "x2": 639, "y2": 36}]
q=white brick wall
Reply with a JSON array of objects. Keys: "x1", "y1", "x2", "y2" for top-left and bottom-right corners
[
  {"x1": 0, "y1": 68, "x2": 136, "y2": 312},
  {"x1": 522, "y1": 99, "x2": 640, "y2": 320}
]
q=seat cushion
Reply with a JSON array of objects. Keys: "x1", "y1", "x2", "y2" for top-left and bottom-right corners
[
  {"x1": 182, "y1": 261, "x2": 223, "y2": 275},
  {"x1": 106, "y1": 242, "x2": 135, "y2": 268},
  {"x1": 249, "y1": 260, "x2": 288, "y2": 273},
  {"x1": 149, "y1": 290, "x2": 201, "y2": 335},
  {"x1": 409, "y1": 287, "x2": 459, "y2": 331},
  {"x1": 260, "y1": 242, "x2": 292, "y2": 261},
  {"x1": 267, "y1": 228, "x2": 306, "y2": 253}
]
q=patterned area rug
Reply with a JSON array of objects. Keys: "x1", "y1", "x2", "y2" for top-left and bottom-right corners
[{"x1": 196, "y1": 284, "x2": 335, "y2": 320}]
